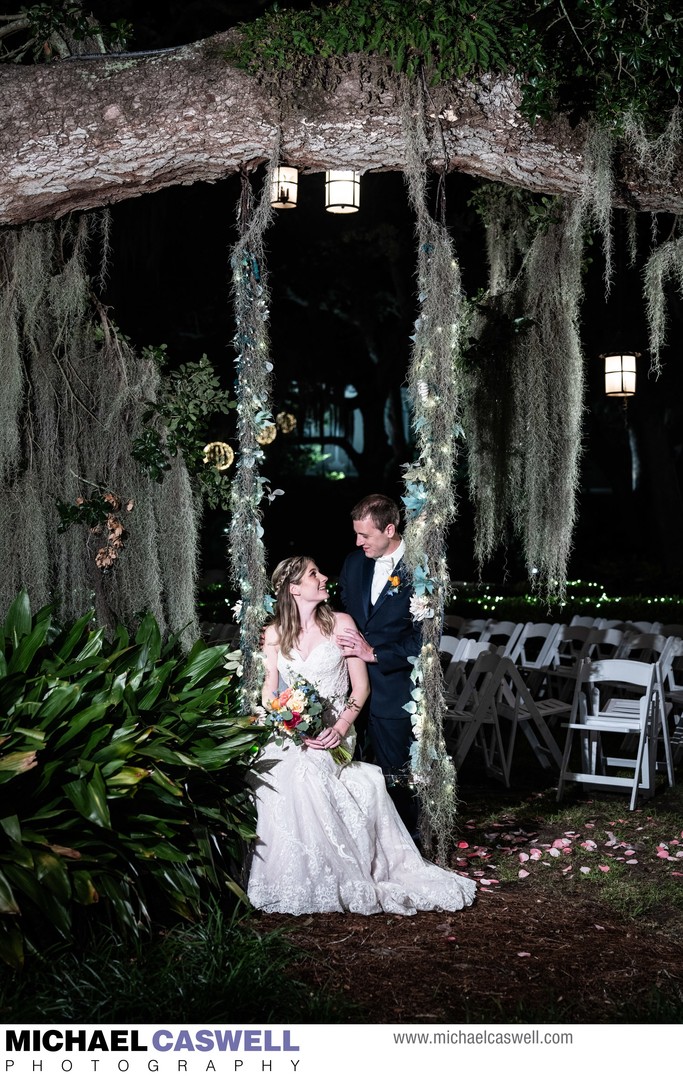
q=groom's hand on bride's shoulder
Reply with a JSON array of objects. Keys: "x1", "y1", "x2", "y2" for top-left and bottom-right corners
[{"x1": 336, "y1": 627, "x2": 376, "y2": 664}]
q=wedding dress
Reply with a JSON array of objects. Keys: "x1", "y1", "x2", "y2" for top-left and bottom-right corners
[{"x1": 247, "y1": 639, "x2": 477, "y2": 915}]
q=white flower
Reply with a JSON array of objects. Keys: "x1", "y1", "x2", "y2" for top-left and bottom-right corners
[
  {"x1": 287, "y1": 689, "x2": 307, "y2": 714},
  {"x1": 409, "y1": 594, "x2": 435, "y2": 622},
  {"x1": 231, "y1": 600, "x2": 243, "y2": 623}
]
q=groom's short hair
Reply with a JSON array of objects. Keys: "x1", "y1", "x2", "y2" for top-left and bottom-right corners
[{"x1": 351, "y1": 494, "x2": 400, "y2": 533}]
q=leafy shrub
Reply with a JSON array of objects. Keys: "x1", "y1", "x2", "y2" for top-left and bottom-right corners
[{"x1": 0, "y1": 592, "x2": 263, "y2": 968}]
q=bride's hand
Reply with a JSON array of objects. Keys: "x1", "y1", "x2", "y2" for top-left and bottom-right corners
[{"x1": 304, "y1": 726, "x2": 344, "y2": 750}]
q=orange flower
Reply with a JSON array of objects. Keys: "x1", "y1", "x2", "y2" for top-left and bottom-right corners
[{"x1": 388, "y1": 574, "x2": 401, "y2": 589}]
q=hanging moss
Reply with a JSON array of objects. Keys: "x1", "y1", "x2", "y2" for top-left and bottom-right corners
[
  {"x1": 399, "y1": 77, "x2": 464, "y2": 859},
  {"x1": 465, "y1": 187, "x2": 585, "y2": 600},
  {"x1": 0, "y1": 216, "x2": 201, "y2": 640},
  {"x1": 643, "y1": 229, "x2": 683, "y2": 376},
  {"x1": 228, "y1": 161, "x2": 278, "y2": 712}
]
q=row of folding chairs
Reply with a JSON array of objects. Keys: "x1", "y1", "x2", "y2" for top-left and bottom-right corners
[
  {"x1": 440, "y1": 634, "x2": 681, "y2": 806},
  {"x1": 441, "y1": 643, "x2": 569, "y2": 788}
]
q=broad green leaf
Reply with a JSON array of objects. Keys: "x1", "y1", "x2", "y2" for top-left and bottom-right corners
[
  {"x1": 72, "y1": 869, "x2": 98, "y2": 905},
  {"x1": 36, "y1": 683, "x2": 81, "y2": 721},
  {"x1": 0, "y1": 815, "x2": 21, "y2": 842},
  {"x1": 134, "y1": 613, "x2": 162, "y2": 666},
  {"x1": 3, "y1": 590, "x2": 32, "y2": 648},
  {"x1": 54, "y1": 609, "x2": 95, "y2": 660},
  {"x1": 33, "y1": 850, "x2": 71, "y2": 901},
  {"x1": 0, "y1": 919, "x2": 24, "y2": 969},
  {"x1": 0, "y1": 750, "x2": 39, "y2": 781},
  {"x1": 62, "y1": 766, "x2": 112, "y2": 828},
  {"x1": 73, "y1": 627, "x2": 106, "y2": 661},
  {"x1": 0, "y1": 871, "x2": 20, "y2": 914},
  {"x1": 53, "y1": 702, "x2": 111, "y2": 751},
  {"x1": 105, "y1": 766, "x2": 149, "y2": 787},
  {"x1": 175, "y1": 643, "x2": 228, "y2": 686}
]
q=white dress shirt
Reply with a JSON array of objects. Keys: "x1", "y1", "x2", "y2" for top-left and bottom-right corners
[{"x1": 370, "y1": 539, "x2": 405, "y2": 605}]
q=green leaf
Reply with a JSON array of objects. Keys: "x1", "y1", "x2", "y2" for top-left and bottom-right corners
[
  {"x1": 8, "y1": 615, "x2": 51, "y2": 672},
  {"x1": 62, "y1": 765, "x2": 112, "y2": 828},
  {"x1": 51, "y1": 702, "x2": 111, "y2": 751},
  {"x1": 3, "y1": 590, "x2": 32, "y2": 647},
  {"x1": 0, "y1": 871, "x2": 20, "y2": 914}
]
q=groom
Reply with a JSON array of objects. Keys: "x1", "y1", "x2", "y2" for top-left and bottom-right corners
[{"x1": 337, "y1": 493, "x2": 422, "y2": 836}]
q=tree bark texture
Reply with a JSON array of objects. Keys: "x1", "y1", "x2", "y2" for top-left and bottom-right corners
[{"x1": 2, "y1": 30, "x2": 682, "y2": 225}]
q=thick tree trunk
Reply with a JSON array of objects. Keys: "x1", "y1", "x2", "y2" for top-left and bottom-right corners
[{"x1": 2, "y1": 30, "x2": 682, "y2": 225}]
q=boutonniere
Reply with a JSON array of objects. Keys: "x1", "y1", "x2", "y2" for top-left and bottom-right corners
[{"x1": 387, "y1": 573, "x2": 402, "y2": 595}]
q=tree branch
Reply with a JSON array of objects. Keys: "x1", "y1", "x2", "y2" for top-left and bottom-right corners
[{"x1": 1, "y1": 29, "x2": 682, "y2": 225}]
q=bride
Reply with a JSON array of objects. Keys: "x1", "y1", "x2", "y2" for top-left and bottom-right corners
[{"x1": 247, "y1": 555, "x2": 477, "y2": 916}]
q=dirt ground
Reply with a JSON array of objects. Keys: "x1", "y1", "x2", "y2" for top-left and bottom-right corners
[{"x1": 250, "y1": 775, "x2": 683, "y2": 1024}]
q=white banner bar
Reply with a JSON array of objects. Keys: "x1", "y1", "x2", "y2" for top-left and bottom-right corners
[{"x1": 0, "y1": 1024, "x2": 665, "y2": 1076}]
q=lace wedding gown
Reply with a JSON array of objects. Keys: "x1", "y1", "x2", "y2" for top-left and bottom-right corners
[{"x1": 247, "y1": 639, "x2": 477, "y2": 915}]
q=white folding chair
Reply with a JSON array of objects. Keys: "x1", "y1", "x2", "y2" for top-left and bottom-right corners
[
  {"x1": 570, "y1": 615, "x2": 599, "y2": 628},
  {"x1": 481, "y1": 620, "x2": 524, "y2": 655},
  {"x1": 490, "y1": 657, "x2": 567, "y2": 776},
  {"x1": 507, "y1": 622, "x2": 561, "y2": 695},
  {"x1": 458, "y1": 618, "x2": 491, "y2": 640},
  {"x1": 557, "y1": 659, "x2": 666, "y2": 810},
  {"x1": 442, "y1": 650, "x2": 510, "y2": 785}
]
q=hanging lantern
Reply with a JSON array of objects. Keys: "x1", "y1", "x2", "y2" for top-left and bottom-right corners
[
  {"x1": 276, "y1": 411, "x2": 297, "y2": 434},
  {"x1": 603, "y1": 352, "x2": 638, "y2": 397},
  {"x1": 324, "y1": 170, "x2": 360, "y2": 214},
  {"x1": 203, "y1": 442, "x2": 234, "y2": 472},
  {"x1": 270, "y1": 166, "x2": 298, "y2": 209}
]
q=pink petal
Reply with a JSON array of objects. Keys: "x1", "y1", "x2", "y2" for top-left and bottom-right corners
[
  {"x1": 657, "y1": 850, "x2": 672, "y2": 859},
  {"x1": 672, "y1": 872, "x2": 683, "y2": 878},
  {"x1": 517, "y1": 952, "x2": 531, "y2": 958},
  {"x1": 457, "y1": 841, "x2": 469, "y2": 849},
  {"x1": 518, "y1": 869, "x2": 530, "y2": 879},
  {"x1": 562, "y1": 866, "x2": 572, "y2": 874},
  {"x1": 580, "y1": 866, "x2": 591, "y2": 874},
  {"x1": 581, "y1": 839, "x2": 597, "y2": 850},
  {"x1": 479, "y1": 878, "x2": 493, "y2": 885},
  {"x1": 529, "y1": 848, "x2": 543, "y2": 860},
  {"x1": 675, "y1": 852, "x2": 683, "y2": 859},
  {"x1": 594, "y1": 924, "x2": 605, "y2": 930},
  {"x1": 598, "y1": 865, "x2": 610, "y2": 872},
  {"x1": 519, "y1": 852, "x2": 530, "y2": 863},
  {"x1": 626, "y1": 858, "x2": 638, "y2": 865},
  {"x1": 548, "y1": 848, "x2": 561, "y2": 858}
]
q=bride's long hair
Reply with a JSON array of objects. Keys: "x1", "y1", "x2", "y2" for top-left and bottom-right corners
[{"x1": 270, "y1": 556, "x2": 336, "y2": 658}]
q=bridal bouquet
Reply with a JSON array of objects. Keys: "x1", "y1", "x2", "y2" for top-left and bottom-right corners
[{"x1": 264, "y1": 677, "x2": 352, "y2": 767}]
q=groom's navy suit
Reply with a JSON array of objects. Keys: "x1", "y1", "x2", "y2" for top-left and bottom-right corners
[{"x1": 339, "y1": 548, "x2": 422, "y2": 783}]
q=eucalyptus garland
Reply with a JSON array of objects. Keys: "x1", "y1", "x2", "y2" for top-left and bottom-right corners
[
  {"x1": 399, "y1": 79, "x2": 464, "y2": 859},
  {"x1": 228, "y1": 163, "x2": 278, "y2": 712}
]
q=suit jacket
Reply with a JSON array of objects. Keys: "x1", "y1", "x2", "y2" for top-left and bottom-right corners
[{"x1": 339, "y1": 548, "x2": 422, "y2": 722}]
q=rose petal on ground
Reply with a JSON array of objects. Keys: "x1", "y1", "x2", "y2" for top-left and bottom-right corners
[
  {"x1": 580, "y1": 866, "x2": 591, "y2": 874},
  {"x1": 657, "y1": 850, "x2": 672, "y2": 859},
  {"x1": 519, "y1": 852, "x2": 530, "y2": 863},
  {"x1": 562, "y1": 866, "x2": 572, "y2": 874},
  {"x1": 581, "y1": 839, "x2": 597, "y2": 850},
  {"x1": 598, "y1": 865, "x2": 610, "y2": 872},
  {"x1": 517, "y1": 952, "x2": 531, "y2": 958},
  {"x1": 672, "y1": 872, "x2": 683, "y2": 878},
  {"x1": 626, "y1": 858, "x2": 638, "y2": 864},
  {"x1": 604, "y1": 831, "x2": 618, "y2": 846},
  {"x1": 457, "y1": 841, "x2": 469, "y2": 849},
  {"x1": 479, "y1": 878, "x2": 493, "y2": 885},
  {"x1": 548, "y1": 847, "x2": 561, "y2": 857},
  {"x1": 518, "y1": 869, "x2": 530, "y2": 878},
  {"x1": 529, "y1": 848, "x2": 543, "y2": 860},
  {"x1": 594, "y1": 925, "x2": 605, "y2": 930},
  {"x1": 675, "y1": 851, "x2": 683, "y2": 859},
  {"x1": 624, "y1": 849, "x2": 636, "y2": 857}
]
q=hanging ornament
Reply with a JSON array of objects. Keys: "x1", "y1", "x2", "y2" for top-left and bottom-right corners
[
  {"x1": 203, "y1": 441, "x2": 235, "y2": 471},
  {"x1": 276, "y1": 411, "x2": 297, "y2": 434},
  {"x1": 255, "y1": 422, "x2": 277, "y2": 445}
]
